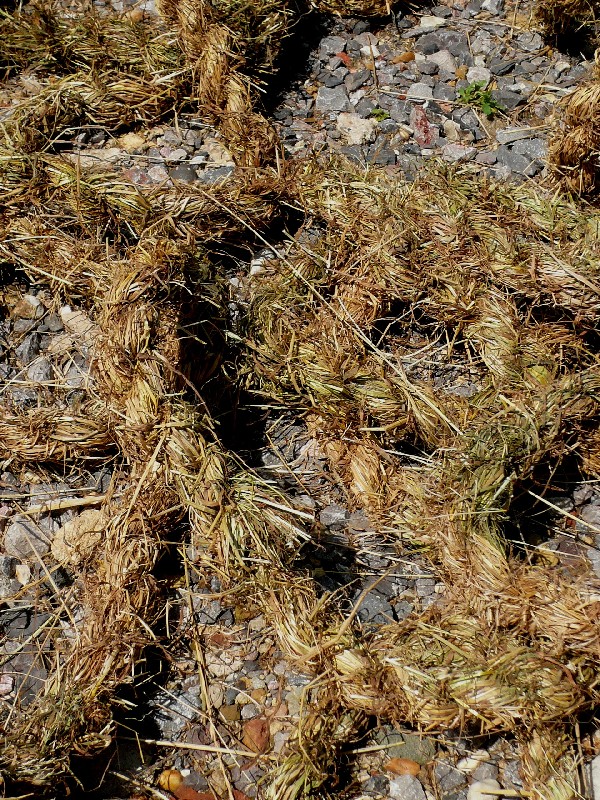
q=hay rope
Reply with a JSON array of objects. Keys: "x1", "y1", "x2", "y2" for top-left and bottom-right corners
[
  {"x1": 0, "y1": 1, "x2": 600, "y2": 798},
  {"x1": 549, "y1": 65, "x2": 600, "y2": 195}
]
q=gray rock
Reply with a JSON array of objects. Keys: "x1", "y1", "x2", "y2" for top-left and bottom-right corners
[
  {"x1": 492, "y1": 88, "x2": 524, "y2": 110},
  {"x1": 199, "y1": 166, "x2": 235, "y2": 184},
  {"x1": 28, "y1": 482, "x2": 67, "y2": 506},
  {"x1": 502, "y1": 760, "x2": 524, "y2": 789},
  {"x1": 1, "y1": 472, "x2": 19, "y2": 487},
  {"x1": 465, "y1": 0, "x2": 483, "y2": 15},
  {"x1": 64, "y1": 358, "x2": 88, "y2": 388},
  {"x1": 407, "y1": 83, "x2": 434, "y2": 100},
  {"x1": 8, "y1": 386, "x2": 37, "y2": 406},
  {"x1": 224, "y1": 687, "x2": 238, "y2": 704},
  {"x1": 389, "y1": 776, "x2": 427, "y2": 800},
  {"x1": 195, "y1": 598, "x2": 224, "y2": 625},
  {"x1": 517, "y1": 31, "x2": 544, "y2": 51},
  {"x1": 442, "y1": 143, "x2": 477, "y2": 162},
  {"x1": 315, "y1": 85, "x2": 351, "y2": 114},
  {"x1": 580, "y1": 504, "x2": 600, "y2": 526},
  {"x1": 4, "y1": 515, "x2": 51, "y2": 559},
  {"x1": 368, "y1": 142, "x2": 397, "y2": 165},
  {"x1": 378, "y1": 118, "x2": 399, "y2": 133},
  {"x1": 511, "y1": 80, "x2": 534, "y2": 96},
  {"x1": 364, "y1": 774, "x2": 390, "y2": 796},
  {"x1": 166, "y1": 148, "x2": 187, "y2": 162},
  {"x1": 169, "y1": 164, "x2": 198, "y2": 182},
  {"x1": 319, "y1": 35, "x2": 346, "y2": 58},
  {"x1": 159, "y1": 128, "x2": 182, "y2": 147},
  {"x1": 354, "y1": 32, "x2": 378, "y2": 47},
  {"x1": 482, "y1": 0, "x2": 504, "y2": 13},
  {"x1": 345, "y1": 69, "x2": 371, "y2": 92},
  {"x1": 427, "y1": 49, "x2": 457, "y2": 73},
  {"x1": 496, "y1": 128, "x2": 531, "y2": 144},
  {"x1": 322, "y1": 71, "x2": 344, "y2": 88},
  {"x1": 415, "y1": 577, "x2": 436, "y2": 596},
  {"x1": 435, "y1": 763, "x2": 468, "y2": 793},
  {"x1": 152, "y1": 684, "x2": 201, "y2": 738},
  {"x1": 476, "y1": 150, "x2": 498, "y2": 165},
  {"x1": 415, "y1": 33, "x2": 442, "y2": 54},
  {"x1": 356, "y1": 590, "x2": 394, "y2": 624},
  {"x1": 394, "y1": 599, "x2": 414, "y2": 620},
  {"x1": 513, "y1": 60, "x2": 538, "y2": 76},
  {"x1": 355, "y1": 96, "x2": 377, "y2": 117},
  {"x1": 511, "y1": 137, "x2": 547, "y2": 160},
  {"x1": 387, "y1": 99, "x2": 410, "y2": 123},
  {"x1": 2, "y1": 609, "x2": 50, "y2": 638},
  {"x1": 0, "y1": 556, "x2": 16, "y2": 578},
  {"x1": 574, "y1": 486, "x2": 595, "y2": 506},
  {"x1": 436, "y1": 30, "x2": 473, "y2": 62},
  {"x1": 472, "y1": 762, "x2": 499, "y2": 782},
  {"x1": 0, "y1": 574, "x2": 20, "y2": 600},
  {"x1": 418, "y1": 60, "x2": 439, "y2": 75},
  {"x1": 241, "y1": 703, "x2": 259, "y2": 720},
  {"x1": 27, "y1": 357, "x2": 53, "y2": 383},
  {"x1": 15, "y1": 334, "x2": 41, "y2": 364},
  {"x1": 234, "y1": 763, "x2": 264, "y2": 798},
  {"x1": 147, "y1": 165, "x2": 171, "y2": 183},
  {"x1": 339, "y1": 144, "x2": 365, "y2": 165},
  {"x1": 489, "y1": 57, "x2": 516, "y2": 75},
  {"x1": 434, "y1": 83, "x2": 456, "y2": 101},
  {"x1": 496, "y1": 145, "x2": 531, "y2": 173},
  {"x1": 320, "y1": 504, "x2": 349, "y2": 527},
  {"x1": 45, "y1": 313, "x2": 63, "y2": 332},
  {"x1": 467, "y1": 66, "x2": 491, "y2": 86}
]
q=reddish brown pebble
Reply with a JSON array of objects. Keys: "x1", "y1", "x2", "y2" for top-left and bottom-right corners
[
  {"x1": 158, "y1": 770, "x2": 183, "y2": 792},
  {"x1": 385, "y1": 758, "x2": 421, "y2": 776},
  {"x1": 393, "y1": 51, "x2": 415, "y2": 63},
  {"x1": 242, "y1": 716, "x2": 270, "y2": 752}
]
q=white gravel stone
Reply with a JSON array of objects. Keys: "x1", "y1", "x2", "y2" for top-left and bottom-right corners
[
  {"x1": 467, "y1": 779, "x2": 502, "y2": 800},
  {"x1": 336, "y1": 112, "x2": 377, "y2": 145},
  {"x1": 461, "y1": 752, "x2": 492, "y2": 771},
  {"x1": 443, "y1": 118, "x2": 462, "y2": 142},
  {"x1": 591, "y1": 755, "x2": 600, "y2": 800},
  {"x1": 419, "y1": 14, "x2": 447, "y2": 28},
  {"x1": 360, "y1": 44, "x2": 380, "y2": 57}
]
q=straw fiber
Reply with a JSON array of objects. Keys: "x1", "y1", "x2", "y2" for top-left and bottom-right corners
[{"x1": 0, "y1": 0, "x2": 599, "y2": 798}]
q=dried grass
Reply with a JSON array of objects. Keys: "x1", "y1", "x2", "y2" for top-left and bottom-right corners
[
  {"x1": 549, "y1": 73, "x2": 600, "y2": 194},
  {"x1": 534, "y1": 0, "x2": 600, "y2": 42},
  {"x1": 245, "y1": 159, "x2": 600, "y2": 800},
  {"x1": 0, "y1": 0, "x2": 600, "y2": 798}
]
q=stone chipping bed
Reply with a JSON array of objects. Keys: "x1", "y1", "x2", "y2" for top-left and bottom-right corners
[{"x1": 1, "y1": 0, "x2": 600, "y2": 798}]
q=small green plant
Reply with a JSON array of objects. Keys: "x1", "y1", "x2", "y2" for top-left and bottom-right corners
[
  {"x1": 457, "y1": 80, "x2": 504, "y2": 118},
  {"x1": 369, "y1": 107, "x2": 390, "y2": 122}
]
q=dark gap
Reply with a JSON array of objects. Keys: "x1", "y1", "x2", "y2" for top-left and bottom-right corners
[{"x1": 504, "y1": 450, "x2": 587, "y2": 559}]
